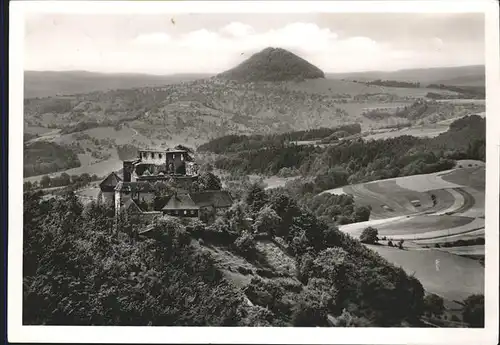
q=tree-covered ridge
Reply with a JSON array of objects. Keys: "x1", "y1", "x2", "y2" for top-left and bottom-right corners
[
  {"x1": 365, "y1": 80, "x2": 421, "y2": 89},
  {"x1": 426, "y1": 84, "x2": 485, "y2": 99},
  {"x1": 24, "y1": 141, "x2": 81, "y2": 177},
  {"x1": 210, "y1": 115, "x2": 485, "y2": 185},
  {"x1": 24, "y1": 185, "x2": 428, "y2": 327},
  {"x1": 23, "y1": 191, "x2": 252, "y2": 326},
  {"x1": 362, "y1": 99, "x2": 484, "y2": 122},
  {"x1": 197, "y1": 124, "x2": 361, "y2": 154}
]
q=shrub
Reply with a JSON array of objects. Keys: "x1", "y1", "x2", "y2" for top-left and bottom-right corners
[
  {"x1": 240, "y1": 305, "x2": 275, "y2": 327},
  {"x1": 329, "y1": 309, "x2": 370, "y2": 327},
  {"x1": 253, "y1": 206, "x2": 282, "y2": 236},
  {"x1": 234, "y1": 233, "x2": 256, "y2": 258},
  {"x1": 291, "y1": 289, "x2": 328, "y2": 327},
  {"x1": 424, "y1": 294, "x2": 445, "y2": 317},
  {"x1": 462, "y1": 294, "x2": 484, "y2": 327},
  {"x1": 359, "y1": 227, "x2": 379, "y2": 244}
]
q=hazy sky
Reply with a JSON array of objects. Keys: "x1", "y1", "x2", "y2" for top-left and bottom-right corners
[{"x1": 24, "y1": 12, "x2": 485, "y2": 74}]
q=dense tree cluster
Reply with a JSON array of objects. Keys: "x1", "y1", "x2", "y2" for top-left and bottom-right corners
[
  {"x1": 423, "y1": 294, "x2": 445, "y2": 318},
  {"x1": 363, "y1": 100, "x2": 434, "y2": 121},
  {"x1": 23, "y1": 192, "x2": 254, "y2": 326},
  {"x1": 197, "y1": 124, "x2": 361, "y2": 154},
  {"x1": 209, "y1": 115, "x2": 485, "y2": 186},
  {"x1": 363, "y1": 99, "x2": 483, "y2": 123},
  {"x1": 426, "y1": 84, "x2": 485, "y2": 99},
  {"x1": 272, "y1": 181, "x2": 371, "y2": 226},
  {"x1": 24, "y1": 141, "x2": 81, "y2": 177},
  {"x1": 116, "y1": 144, "x2": 139, "y2": 161},
  {"x1": 214, "y1": 144, "x2": 320, "y2": 176},
  {"x1": 462, "y1": 294, "x2": 484, "y2": 327},
  {"x1": 366, "y1": 80, "x2": 421, "y2": 88},
  {"x1": 359, "y1": 227, "x2": 379, "y2": 244}
]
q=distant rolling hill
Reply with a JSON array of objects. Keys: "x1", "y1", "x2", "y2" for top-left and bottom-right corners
[
  {"x1": 327, "y1": 65, "x2": 485, "y2": 87},
  {"x1": 24, "y1": 70, "x2": 212, "y2": 98}
]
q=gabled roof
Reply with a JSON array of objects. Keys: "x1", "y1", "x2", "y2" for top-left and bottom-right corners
[
  {"x1": 190, "y1": 190, "x2": 233, "y2": 208},
  {"x1": 99, "y1": 172, "x2": 122, "y2": 190},
  {"x1": 115, "y1": 181, "x2": 155, "y2": 193},
  {"x1": 162, "y1": 193, "x2": 200, "y2": 210}
]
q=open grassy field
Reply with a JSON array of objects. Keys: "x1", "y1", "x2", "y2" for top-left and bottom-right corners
[
  {"x1": 366, "y1": 245, "x2": 484, "y2": 302},
  {"x1": 328, "y1": 165, "x2": 484, "y2": 240},
  {"x1": 340, "y1": 216, "x2": 484, "y2": 241},
  {"x1": 326, "y1": 165, "x2": 485, "y2": 301},
  {"x1": 412, "y1": 229, "x2": 485, "y2": 245},
  {"x1": 380, "y1": 215, "x2": 474, "y2": 235}
]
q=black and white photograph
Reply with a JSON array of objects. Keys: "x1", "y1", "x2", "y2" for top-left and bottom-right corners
[{"x1": 8, "y1": 1, "x2": 500, "y2": 344}]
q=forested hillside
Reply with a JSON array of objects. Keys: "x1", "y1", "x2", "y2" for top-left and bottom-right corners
[
  {"x1": 208, "y1": 115, "x2": 485, "y2": 189},
  {"x1": 198, "y1": 124, "x2": 361, "y2": 154},
  {"x1": 24, "y1": 183, "x2": 427, "y2": 326}
]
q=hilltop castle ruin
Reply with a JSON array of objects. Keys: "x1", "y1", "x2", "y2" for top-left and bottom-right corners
[{"x1": 99, "y1": 147, "x2": 232, "y2": 224}]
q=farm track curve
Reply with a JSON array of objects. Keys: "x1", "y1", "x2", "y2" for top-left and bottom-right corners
[{"x1": 330, "y1": 168, "x2": 484, "y2": 245}]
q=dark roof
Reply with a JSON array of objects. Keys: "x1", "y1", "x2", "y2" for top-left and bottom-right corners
[
  {"x1": 115, "y1": 181, "x2": 155, "y2": 193},
  {"x1": 99, "y1": 172, "x2": 122, "y2": 190},
  {"x1": 190, "y1": 190, "x2": 233, "y2": 208},
  {"x1": 162, "y1": 193, "x2": 200, "y2": 210}
]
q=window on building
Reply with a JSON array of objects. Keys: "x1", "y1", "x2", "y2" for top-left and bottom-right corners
[
  {"x1": 152, "y1": 152, "x2": 156, "y2": 159},
  {"x1": 181, "y1": 154, "x2": 184, "y2": 161},
  {"x1": 173, "y1": 154, "x2": 176, "y2": 159},
  {"x1": 184, "y1": 210, "x2": 187, "y2": 215},
  {"x1": 159, "y1": 154, "x2": 162, "y2": 159}
]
